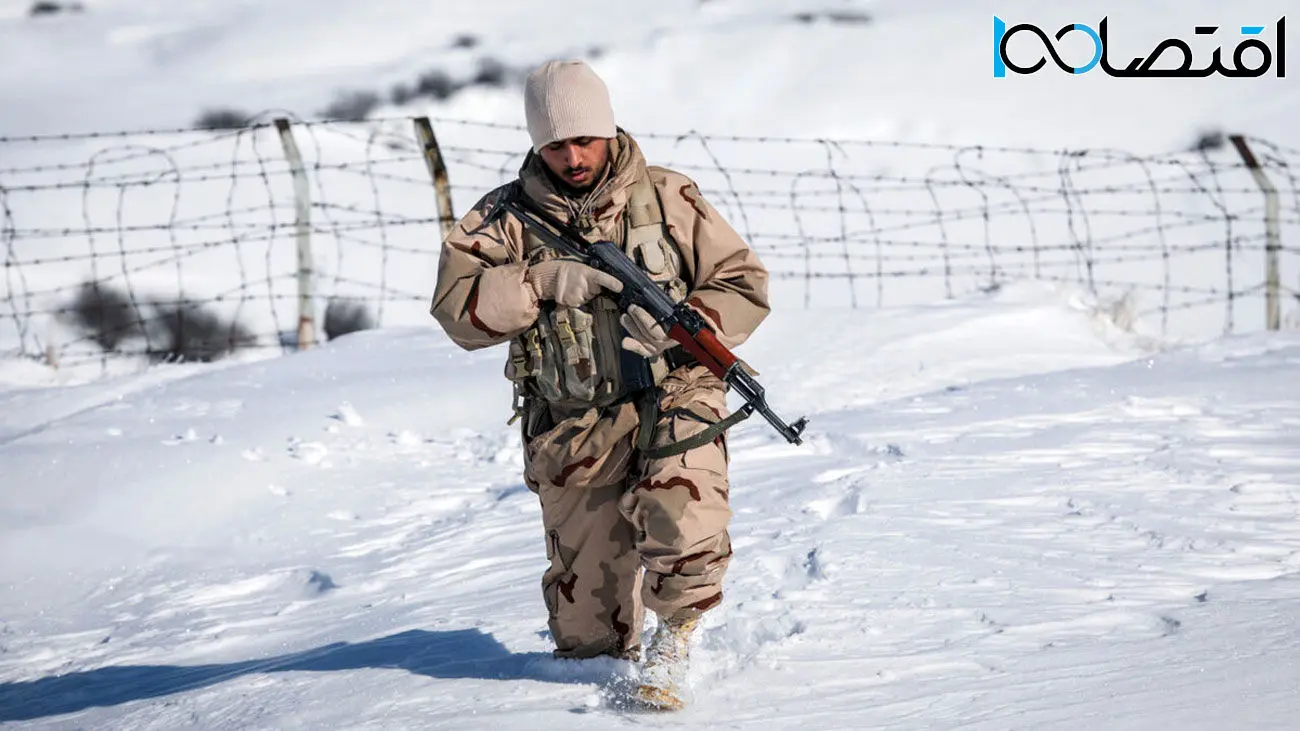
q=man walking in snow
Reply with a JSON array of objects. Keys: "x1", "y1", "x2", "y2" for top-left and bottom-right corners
[{"x1": 430, "y1": 59, "x2": 769, "y2": 708}]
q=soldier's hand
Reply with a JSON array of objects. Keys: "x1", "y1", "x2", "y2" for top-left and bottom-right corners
[
  {"x1": 620, "y1": 304, "x2": 675, "y2": 358},
  {"x1": 526, "y1": 260, "x2": 623, "y2": 307}
]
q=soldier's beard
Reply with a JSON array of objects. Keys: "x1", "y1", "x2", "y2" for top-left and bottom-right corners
[
  {"x1": 565, "y1": 166, "x2": 592, "y2": 185},
  {"x1": 550, "y1": 161, "x2": 609, "y2": 197}
]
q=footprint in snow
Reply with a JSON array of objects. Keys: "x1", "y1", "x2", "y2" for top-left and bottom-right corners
[
  {"x1": 161, "y1": 428, "x2": 198, "y2": 446},
  {"x1": 331, "y1": 402, "x2": 364, "y2": 427},
  {"x1": 288, "y1": 439, "x2": 330, "y2": 465}
]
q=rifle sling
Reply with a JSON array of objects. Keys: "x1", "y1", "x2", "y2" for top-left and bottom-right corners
[
  {"x1": 638, "y1": 398, "x2": 750, "y2": 460},
  {"x1": 635, "y1": 390, "x2": 658, "y2": 454}
]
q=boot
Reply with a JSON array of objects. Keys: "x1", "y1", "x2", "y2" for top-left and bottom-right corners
[{"x1": 633, "y1": 615, "x2": 699, "y2": 710}]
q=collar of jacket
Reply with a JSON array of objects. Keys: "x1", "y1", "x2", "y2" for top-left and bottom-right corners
[{"x1": 518, "y1": 128, "x2": 648, "y2": 238}]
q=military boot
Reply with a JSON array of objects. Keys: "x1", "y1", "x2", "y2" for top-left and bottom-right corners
[{"x1": 632, "y1": 615, "x2": 699, "y2": 710}]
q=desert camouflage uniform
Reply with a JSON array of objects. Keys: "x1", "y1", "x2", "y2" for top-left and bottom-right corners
[{"x1": 430, "y1": 130, "x2": 768, "y2": 660}]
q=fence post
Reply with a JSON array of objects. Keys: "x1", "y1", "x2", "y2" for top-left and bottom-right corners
[
  {"x1": 413, "y1": 117, "x2": 456, "y2": 240},
  {"x1": 1229, "y1": 135, "x2": 1282, "y2": 331},
  {"x1": 275, "y1": 118, "x2": 315, "y2": 350}
]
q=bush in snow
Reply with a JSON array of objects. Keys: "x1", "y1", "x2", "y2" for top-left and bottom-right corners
[
  {"x1": 64, "y1": 282, "x2": 144, "y2": 352},
  {"x1": 194, "y1": 108, "x2": 254, "y2": 131},
  {"x1": 471, "y1": 57, "x2": 510, "y2": 88},
  {"x1": 793, "y1": 11, "x2": 873, "y2": 25},
  {"x1": 390, "y1": 83, "x2": 416, "y2": 106},
  {"x1": 60, "y1": 281, "x2": 256, "y2": 362},
  {"x1": 389, "y1": 59, "x2": 519, "y2": 108},
  {"x1": 450, "y1": 33, "x2": 479, "y2": 50},
  {"x1": 29, "y1": 2, "x2": 84, "y2": 17},
  {"x1": 319, "y1": 91, "x2": 381, "y2": 122},
  {"x1": 145, "y1": 300, "x2": 256, "y2": 363},
  {"x1": 413, "y1": 69, "x2": 459, "y2": 101},
  {"x1": 1190, "y1": 128, "x2": 1226, "y2": 153},
  {"x1": 323, "y1": 299, "x2": 376, "y2": 341}
]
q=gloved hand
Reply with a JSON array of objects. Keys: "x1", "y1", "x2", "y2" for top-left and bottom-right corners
[
  {"x1": 526, "y1": 260, "x2": 623, "y2": 308},
  {"x1": 620, "y1": 304, "x2": 676, "y2": 358}
]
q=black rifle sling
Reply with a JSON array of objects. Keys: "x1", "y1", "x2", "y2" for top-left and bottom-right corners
[{"x1": 640, "y1": 404, "x2": 751, "y2": 460}]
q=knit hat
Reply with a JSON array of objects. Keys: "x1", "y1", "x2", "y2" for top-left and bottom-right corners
[{"x1": 524, "y1": 60, "x2": 617, "y2": 152}]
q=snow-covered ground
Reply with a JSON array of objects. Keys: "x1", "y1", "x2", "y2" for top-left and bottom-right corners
[
  {"x1": 2, "y1": 283, "x2": 1299, "y2": 729},
  {"x1": 3, "y1": 0, "x2": 1300, "y2": 728}
]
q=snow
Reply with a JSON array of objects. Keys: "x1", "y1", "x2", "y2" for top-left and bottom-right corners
[
  {"x1": 3, "y1": 0, "x2": 1300, "y2": 728},
  {"x1": 3, "y1": 282, "x2": 1299, "y2": 729}
]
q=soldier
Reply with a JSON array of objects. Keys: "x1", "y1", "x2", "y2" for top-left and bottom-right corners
[{"x1": 430, "y1": 59, "x2": 769, "y2": 707}]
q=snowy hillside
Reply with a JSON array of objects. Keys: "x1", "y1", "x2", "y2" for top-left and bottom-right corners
[
  {"x1": 1, "y1": 0, "x2": 1296, "y2": 150},
  {"x1": 2, "y1": 284, "x2": 1299, "y2": 729}
]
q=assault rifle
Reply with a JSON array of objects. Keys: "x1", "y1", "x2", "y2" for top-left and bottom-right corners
[{"x1": 485, "y1": 181, "x2": 808, "y2": 446}]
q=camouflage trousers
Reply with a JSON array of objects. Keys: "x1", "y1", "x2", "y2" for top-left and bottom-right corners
[{"x1": 521, "y1": 365, "x2": 732, "y2": 660}]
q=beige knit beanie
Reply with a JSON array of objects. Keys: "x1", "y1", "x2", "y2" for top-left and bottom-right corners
[{"x1": 524, "y1": 60, "x2": 617, "y2": 152}]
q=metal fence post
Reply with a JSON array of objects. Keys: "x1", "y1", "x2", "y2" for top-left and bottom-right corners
[
  {"x1": 413, "y1": 117, "x2": 456, "y2": 240},
  {"x1": 275, "y1": 118, "x2": 315, "y2": 349},
  {"x1": 1229, "y1": 135, "x2": 1282, "y2": 331}
]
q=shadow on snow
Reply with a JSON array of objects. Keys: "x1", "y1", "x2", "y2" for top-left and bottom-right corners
[{"x1": 0, "y1": 628, "x2": 600, "y2": 722}]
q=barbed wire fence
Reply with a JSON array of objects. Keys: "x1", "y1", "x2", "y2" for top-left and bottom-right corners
[{"x1": 1, "y1": 116, "x2": 1296, "y2": 372}]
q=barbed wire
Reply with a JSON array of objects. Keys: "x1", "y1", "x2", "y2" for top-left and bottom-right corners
[{"x1": 1, "y1": 117, "x2": 1296, "y2": 372}]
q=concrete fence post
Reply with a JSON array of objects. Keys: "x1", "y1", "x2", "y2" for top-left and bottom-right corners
[
  {"x1": 275, "y1": 118, "x2": 315, "y2": 349},
  {"x1": 1229, "y1": 134, "x2": 1282, "y2": 331}
]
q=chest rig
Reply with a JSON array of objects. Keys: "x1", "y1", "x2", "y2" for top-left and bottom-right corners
[{"x1": 505, "y1": 169, "x2": 690, "y2": 415}]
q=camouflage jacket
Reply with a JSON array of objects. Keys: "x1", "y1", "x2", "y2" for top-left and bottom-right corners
[{"x1": 429, "y1": 130, "x2": 770, "y2": 406}]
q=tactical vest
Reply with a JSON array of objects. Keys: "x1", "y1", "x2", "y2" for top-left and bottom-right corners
[{"x1": 504, "y1": 168, "x2": 689, "y2": 413}]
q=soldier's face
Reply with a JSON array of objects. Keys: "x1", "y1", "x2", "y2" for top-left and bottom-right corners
[{"x1": 539, "y1": 136, "x2": 610, "y2": 191}]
